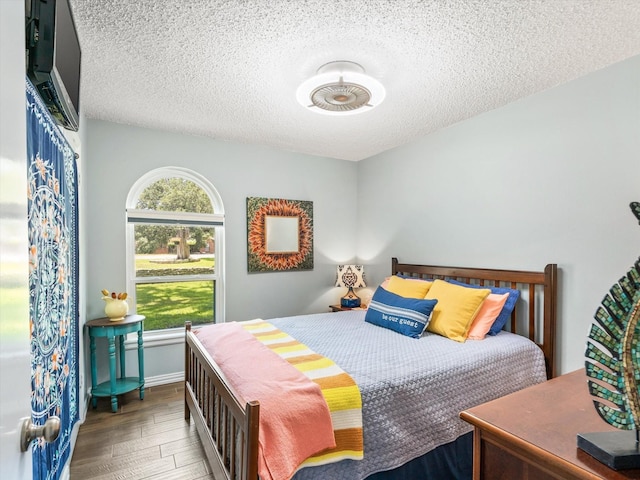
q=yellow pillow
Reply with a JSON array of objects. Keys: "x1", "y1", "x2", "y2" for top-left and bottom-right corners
[
  {"x1": 385, "y1": 276, "x2": 432, "y2": 299},
  {"x1": 425, "y1": 280, "x2": 491, "y2": 342}
]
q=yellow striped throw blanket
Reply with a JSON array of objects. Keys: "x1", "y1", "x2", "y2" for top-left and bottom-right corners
[{"x1": 242, "y1": 319, "x2": 364, "y2": 467}]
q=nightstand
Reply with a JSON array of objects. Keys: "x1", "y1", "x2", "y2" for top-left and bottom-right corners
[
  {"x1": 330, "y1": 305, "x2": 366, "y2": 312},
  {"x1": 460, "y1": 369, "x2": 640, "y2": 480},
  {"x1": 86, "y1": 314, "x2": 145, "y2": 413}
]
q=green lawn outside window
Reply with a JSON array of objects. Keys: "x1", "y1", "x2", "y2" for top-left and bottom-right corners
[
  {"x1": 136, "y1": 280, "x2": 214, "y2": 330},
  {"x1": 134, "y1": 255, "x2": 215, "y2": 331}
]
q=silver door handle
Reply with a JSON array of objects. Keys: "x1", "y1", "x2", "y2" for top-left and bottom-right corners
[{"x1": 20, "y1": 416, "x2": 61, "y2": 452}]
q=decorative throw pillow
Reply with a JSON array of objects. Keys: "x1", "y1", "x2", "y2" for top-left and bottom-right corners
[
  {"x1": 466, "y1": 293, "x2": 510, "y2": 340},
  {"x1": 365, "y1": 286, "x2": 438, "y2": 338},
  {"x1": 385, "y1": 275, "x2": 432, "y2": 299},
  {"x1": 424, "y1": 280, "x2": 491, "y2": 342},
  {"x1": 448, "y1": 279, "x2": 520, "y2": 335}
]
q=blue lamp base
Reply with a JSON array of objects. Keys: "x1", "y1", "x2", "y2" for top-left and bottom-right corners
[{"x1": 341, "y1": 287, "x2": 361, "y2": 308}]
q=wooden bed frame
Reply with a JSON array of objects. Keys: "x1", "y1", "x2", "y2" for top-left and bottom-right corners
[{"x1": 184, "y1": 258, "x2": 558, "y2": 480}]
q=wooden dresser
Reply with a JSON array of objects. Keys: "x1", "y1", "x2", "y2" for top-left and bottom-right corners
[{"x1": 460, "y1": 369, "x2": 640, "y2": 480}]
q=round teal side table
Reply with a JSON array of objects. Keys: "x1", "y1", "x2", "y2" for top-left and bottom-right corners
[{"x1": 86, "y1": 314, "x2": 145, "y2": 413}]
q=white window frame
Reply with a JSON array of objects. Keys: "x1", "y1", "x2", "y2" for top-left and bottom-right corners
[{"x1": 125, "y1": 167, "x2": 225, "y2": 346}]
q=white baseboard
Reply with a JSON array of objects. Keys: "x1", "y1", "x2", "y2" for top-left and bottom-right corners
[
  {"x1": 144, "y1": 371, "x2": 184, "y2": 387},
  {"x1": 83, "y1": 372, "x2": 184, "y2": 398}
]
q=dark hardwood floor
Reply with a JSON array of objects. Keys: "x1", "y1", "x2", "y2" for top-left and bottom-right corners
[{"x1": 70, "y1": 383, "x2": 212, "y2": 480}]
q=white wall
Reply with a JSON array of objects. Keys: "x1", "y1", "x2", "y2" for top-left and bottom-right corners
[
  {"x1": 357, "y1": 55, "x2": 640, "y2": 375},
  {"x1": 84, "y1": 119, "x2": 358, "y2": 382}
]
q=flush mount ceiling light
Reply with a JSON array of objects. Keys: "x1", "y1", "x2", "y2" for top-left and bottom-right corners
[{"x1": 296, "y1": 61, "x2": 385, "y2": 115}]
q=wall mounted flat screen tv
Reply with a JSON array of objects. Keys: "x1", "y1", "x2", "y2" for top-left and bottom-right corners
[{"x1": 26, "y1": 0, "x2": 81, "y2": 131}]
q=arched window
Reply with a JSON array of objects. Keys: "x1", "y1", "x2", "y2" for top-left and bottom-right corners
[{"x1": 126, "y1": 167, "x2": 224, "y2": 333}]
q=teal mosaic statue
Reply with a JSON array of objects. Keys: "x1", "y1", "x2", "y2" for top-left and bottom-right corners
[{"x1": 580, "y1": 202, "x2": 640, "y2": 469}]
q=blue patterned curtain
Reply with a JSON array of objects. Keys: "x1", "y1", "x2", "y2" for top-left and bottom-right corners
[{"x1": 26, "y1": 78, "x2": 79, "y2": 480}]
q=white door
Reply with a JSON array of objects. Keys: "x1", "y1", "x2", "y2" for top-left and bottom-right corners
[{"x1": 0, "y1": 0, "x2": 33, "y2": 478}]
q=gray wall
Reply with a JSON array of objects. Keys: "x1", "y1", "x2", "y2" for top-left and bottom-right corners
[
  {"x1": 84, "y1": 120, "x2": 359, "y2": 382},
  {"x1": 84, "y1": 120, "x2": 358, "y2": 323},
  {"x1": 357, "y1": 55, "x2": 640, "y2": 374}
]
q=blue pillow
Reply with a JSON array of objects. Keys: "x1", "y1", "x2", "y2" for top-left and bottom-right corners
[
  {"x1": 365, "y1": 286, "x2": 438, "y2": 338},
  {"x1": 448, "y1": 279, "x2": 520, "y2": 335}
]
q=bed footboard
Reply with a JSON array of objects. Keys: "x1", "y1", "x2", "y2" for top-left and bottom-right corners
[{"x1": 185, "y1": 321, "x2": 260, "y2": 480}]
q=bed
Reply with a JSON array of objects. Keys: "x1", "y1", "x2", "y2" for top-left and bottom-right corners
[{"x1": 184, "y1": 258, "x2": 558, "y2": 480}]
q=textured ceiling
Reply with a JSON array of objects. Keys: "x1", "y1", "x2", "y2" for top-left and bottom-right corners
[{"x1": 69, "y1": 0, "x2": 640, "y2": 161}]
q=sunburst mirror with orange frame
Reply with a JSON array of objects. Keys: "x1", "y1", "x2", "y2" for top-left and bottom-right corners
[{"x1": 247, "y1": 197, "x2": 314, "y2": 272}]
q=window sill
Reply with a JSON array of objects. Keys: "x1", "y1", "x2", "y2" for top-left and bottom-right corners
[{"x1": 123, "y1": 328, "x2": 187, "y2": 349}]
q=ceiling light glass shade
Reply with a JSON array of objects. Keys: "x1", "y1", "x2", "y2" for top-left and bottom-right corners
[{"x1": 296, "y1": 61, "x2": 385, "y2": 115}]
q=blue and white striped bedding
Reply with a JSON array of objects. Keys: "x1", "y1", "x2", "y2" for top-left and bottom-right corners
[{"x1": 269, "y1": 309, "x2": 547, "y2": 480}]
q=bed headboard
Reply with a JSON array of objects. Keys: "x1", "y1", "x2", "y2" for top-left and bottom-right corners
[{"x1": 391, "y1": 258, "x2": 558, "y2": 379}]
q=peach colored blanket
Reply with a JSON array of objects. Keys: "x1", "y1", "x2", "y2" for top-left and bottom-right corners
[
  {"x1": 242, "y1": 320, "x2": 363, "y2": 469},
  {"x1": 195, "y1": 322, "x2": 336, "y2": 480}
]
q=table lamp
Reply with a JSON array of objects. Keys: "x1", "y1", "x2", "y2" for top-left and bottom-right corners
[{"x1": 336, "y1": 264, "x2": 366, "y2": 308}]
